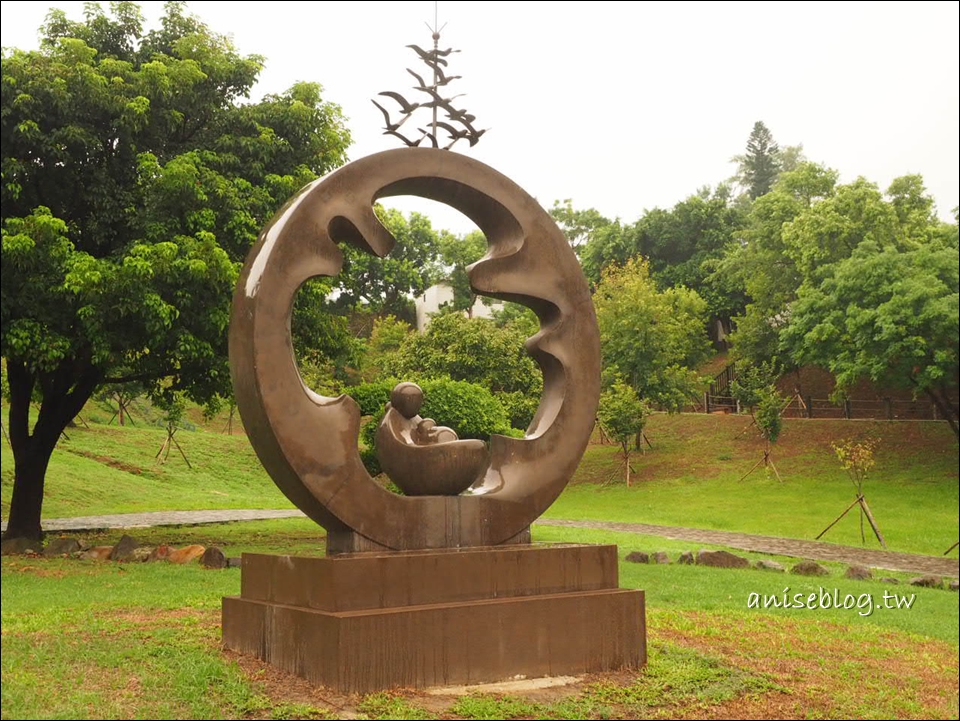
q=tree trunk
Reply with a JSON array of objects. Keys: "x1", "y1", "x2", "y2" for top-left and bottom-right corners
[
  {"x1": 923, "y1": 385, "x2": 958, "y2": 439},
  {"x1": 3, "y1": 359, "x2": 101, "y2": 541}
]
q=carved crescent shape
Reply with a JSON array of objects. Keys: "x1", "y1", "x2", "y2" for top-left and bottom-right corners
[{"x1": 229, "y1": 148, "x2": 599, "y2": 551}]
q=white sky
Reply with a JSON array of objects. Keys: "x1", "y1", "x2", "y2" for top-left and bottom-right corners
[{"x1": 2, "y1": 0, "x2": 958, "y2": 235}]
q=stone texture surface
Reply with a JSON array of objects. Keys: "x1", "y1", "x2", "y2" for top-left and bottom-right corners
[
  {"x1": 109, "y1": 534, "x2": 138, "y2": 562},
  {"x1": 169, "y1": 545, "x2": 205, "y2": 564},
  {"x1": 909, "y1": 575, "x2": 942, "y2": 588},
  {"x1": 201, "y1": 546, "x2": 227, "y2": 569},
  {"x1": 43, "y1": 537, "x2": 81, "y2": 557},
  {"x1": 147, "y1": 545, "x2": 172, "y2": 562},
  {"x1": 844, "y1": 564, "x2": 873, "y2": 581},
  {"x1": 624, "y1": 551, "x2": 648, "y2": 564},
  {"x1": 80, "y1": 546, "x2": 113, "y2": 561},
  {"x1": 1, "y1": 537, "x2": 41, "y2": 555},
  {"x1": 880, "y1": 577, "x2": 900, "y2": 584},
  {"x1": 677, "y1": 551, "x2": 695, "y2": 565},
  {"x1": 651, "y1": 551, "x2": 670, "y2": 564},
  {"x1": 791, "y1": 560, "x2": 830, "y2": 577}
]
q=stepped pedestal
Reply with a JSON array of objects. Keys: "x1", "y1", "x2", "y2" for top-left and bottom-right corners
[{"x1": 222, "y1": 543, "x2": 645, "y2": 693}]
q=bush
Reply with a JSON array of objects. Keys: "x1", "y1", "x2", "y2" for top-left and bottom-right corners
[
  {"x1": 346, "y1": 379, "x2": 397, "y2": 417},
  {"x1": 495, "y1": 390, "x2": 540, "y2": 430}
]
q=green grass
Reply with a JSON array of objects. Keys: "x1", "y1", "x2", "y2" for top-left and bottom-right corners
[
  {"x1": 2, "y1": 520, "x2": 957, "y2": 719},
  {"x1": 551, "y1": 413, "x2": 959, "y2": 556}
]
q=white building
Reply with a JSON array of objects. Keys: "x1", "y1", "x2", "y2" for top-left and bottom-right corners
[{"x1": 414, "y1": 282, "x2": 504, "y2": 331}]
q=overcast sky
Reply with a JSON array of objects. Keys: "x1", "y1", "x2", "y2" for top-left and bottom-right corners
[{"x1": 2, "y1": 1, "x2": 958, "y2": 235}]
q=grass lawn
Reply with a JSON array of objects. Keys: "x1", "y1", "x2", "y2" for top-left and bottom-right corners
[
  {"x1": 555, "y1": 414, "x2": 959, "y2": 556},
  {"x1": 2, "y1": 519, "x2": 958, "y2": 719},
  {"x1": 2, "y1": 405, "x2": 957, "y2": 718}
]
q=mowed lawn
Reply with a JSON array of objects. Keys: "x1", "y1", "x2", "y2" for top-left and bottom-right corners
[
  {"x1": 2, "y1": 519, "x2": 958, "y2": 720},
  {"x1": 3, "y1": 406, "x2": 956, "y2": 556},
  {"x1": 1, "y1": 406, "x2": 957, "y2": 719}
]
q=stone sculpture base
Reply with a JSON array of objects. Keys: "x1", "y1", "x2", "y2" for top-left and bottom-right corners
[{"x1": 222, "y1": 543, "x2": 645, "y2": 693}]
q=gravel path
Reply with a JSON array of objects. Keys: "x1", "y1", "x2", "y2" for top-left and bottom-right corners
[{"x1": 4, "y1": 509, "x2": 956, "y2": 577}]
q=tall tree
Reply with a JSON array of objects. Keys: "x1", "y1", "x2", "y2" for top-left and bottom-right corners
[
  {"x1": 438, "y1": 229, "x2": 486, "y2": 314},
  {"x1": 333, "y1": 207, "x2": 441, "y2": 322},
  {"x1": 594, "y1": 258, "x2": 711, "y2": 412},
  {"x1": 0, "y1": 2, "x2": 351, "y2": 539},
  {"x1": 739, "y1": 121, "x2": 782, "y2": 199}
]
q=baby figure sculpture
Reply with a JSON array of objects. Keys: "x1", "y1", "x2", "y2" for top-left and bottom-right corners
[{"x1": 376, "y1": 382, "x2": 488, "y2": 496}]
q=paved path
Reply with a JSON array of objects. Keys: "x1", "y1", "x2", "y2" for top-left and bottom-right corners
[
  {"x1": 4, "y1": 510, "x2": 957, "y2": 577},
  {"x1": 537, "y1": 519, "x2": 959, "y2": 577}
]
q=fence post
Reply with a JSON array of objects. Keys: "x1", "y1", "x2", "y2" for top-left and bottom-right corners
[
  {"x1": 884, "y1": 397, "x2": 892, "y2": 420},
  {"x1": 805, "y1": 395, "x2": 813, "y2": 419},
  {"x1": 704, "y1": 392, "x2": 711, "y2": 415},
  {"x1": 844, "y1": 400, "x2": 851, "y2": 419},
  {"x1": 932, "y1": 403, "x2": 938, "y2": 421}
]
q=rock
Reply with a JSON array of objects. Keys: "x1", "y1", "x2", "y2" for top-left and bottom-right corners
[
  {"x1": 226, "y1": 557, "x2": 242, "y2": 569},
  {"x1": 109, "y1": 534, "x2": 139, "y2": 562},
  {"x1": 697, "y1": 550, "x2": 750, "y2": 569},
  {"x1": 880, "y1": 577, "x2": 900, "y2": 584},
  {"x1": 43, "y1": 537, "x2": 81, "y2": 557},
  {"x1": 77, "y1": 539, "x2": 92, "y2": 551},
  {"x1": 754, "y1": 559, "x2": 785, "y2": 573},
  {"x1": 146, "y1": 545, "x2": 172, "y2": 562},
  {"x1": 677, "y1": 551, "x2": 695, "y2": 565},
  {"x1": 791, "y1": 560, "x2": 830, "y2": 577},
  {"x1": 651, "y1": 551, "x2": 670, "y2": 564},
  {"x1": 1, "y1": 537, "x2": 42, "y2": 555},
  {"x1": 949, "y1": 580, "x2": 958, "y2": 592},
  {"x1": 168, "y1": 545, "x2": 205, "y2": 564},
  {"x1": 909, "y1": 575, "x2": 942, "y2": 589},
  {"x1": 132, "y1": 547, "x2": 154, "y2": 562},
  {"x1": 624, "y1": 551, "x2": 649, "y2": 564},
  {"x1": 844, "y1": 564, "x2": 873, "y2": 581},
  {"x1": 200, "y1": 546, "x2": 227, "y2": 569},
  {"x1": 80, "y1": 546, "x2": 114, "y2": 561}
]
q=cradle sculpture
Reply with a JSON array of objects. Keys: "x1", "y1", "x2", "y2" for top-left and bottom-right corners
[{"x1": 222, "y1": 148, "x2": 645, "y2": 692}]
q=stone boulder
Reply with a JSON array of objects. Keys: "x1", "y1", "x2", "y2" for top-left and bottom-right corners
[
  {"x1": 791, "y1": 560, "x2": 829, "y2": 577},
  {"x1": 754, "y1": 560, "x2": 785, "y2": 573},
  {"x1": 677, "y1": 551, "x2": 695, "y2": 565},
  {"x1": 132, "y1": 547, "x2": 154, "y2": 562},
  {"x1": 200, "y1": 546, "x2": 227, "y2": 569},
  {"x1": 949, "y1": 580, "x2": 958, "y2": 592},
  {"x1": 226, "y1": 557, "x2": 242, "y2": 569},
  {"x1": 844, "y1": 565, "x2": 873, "y2": 581},
  {"x1": 651, "y1": 551, "x2": 670, "y2": 565},
  {"x1": 1, "y1": 537, "x2": 41, "y2": 555},
  {"x1": 624, "y1": 551, "x2": 649, "y2": 564},
  {"x1": 80, "y1": 546, "x2": 114, "y2": 561},
  {"x1": 43, "y1": 537, "x2": 81, "y2": 557},
  {"x1": 697, "y1": 550, "x2": 750, "y2": 569},
  {"x1": 147, "y1": 545, "x2": 172, "y2": 562},
  {"x1": 168, "y1": 545, "x2": 205, "y2": 564},
  {"x1": 880, "y1": 577, "x2": 900, "y2": 584},
  {"x1": 109, "y1": 534, "x2": 139, "y2": 562},
  {"x1": 909, "y1": 575, "x2": 942, "y2": 589}
]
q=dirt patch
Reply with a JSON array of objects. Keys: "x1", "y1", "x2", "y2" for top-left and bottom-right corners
[{"x1": 65, "y1": 448, "x2": 147, "y2": 475}]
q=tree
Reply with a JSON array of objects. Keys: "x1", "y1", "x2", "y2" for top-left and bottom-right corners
[
  {"x1": 438, "y1": 229, "x2": 486, "y2": 314},
  {"x1": 549, "y1": 199, "x2": 613, "y2": 255},
  {"x1": 0, "y1": 2, "x2": 352, "y2": 539},
  {"x1": 593, "y1": 258, "x2": 711, "y2": 413},
  {"x1": 739, "y1": 121, "x2": 782, "y2": 199},
  {"x1": 781, "y1": 237, "x2": 959, "y2": 437},
  {"x1": 333, "y1": 207, "x2": 442, "y2": 322},
  {"x1": 597, "y1": 378, "x2": 649, "y2": 486}
]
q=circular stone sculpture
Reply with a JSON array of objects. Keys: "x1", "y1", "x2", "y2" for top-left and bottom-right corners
[{"x1": 229, "y1": 148, "x2": 600, "y2": 551}]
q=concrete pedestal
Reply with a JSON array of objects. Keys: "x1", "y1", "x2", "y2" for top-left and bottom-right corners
[{"x1": 222, "y1": 543, "x2": 645, "y2": 693}]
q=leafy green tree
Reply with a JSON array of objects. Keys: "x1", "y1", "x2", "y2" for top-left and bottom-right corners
[
  {"x1": 0, "y1": 2, "x2": 351, "y2": 539},
  {"x1": 549, "y1": 199, "x2": 613, "y2": 254},
  {"x1": 334, "y1": 207, "x2": 442, "y2": 322},
  {"x1": 384, "y1": 312, "x2": 540, "y2": 397},
  {"x1": 739, "y1": 121, "x2": 782, "y2": 199},
  {"x1": 781, "y1": 237, "x2": 959, "y2": 437},
  {"x1": 723, "y1": 162, "x2": 839, "y2": 366},
  {"x1": 597, "y1": 377, "x2": 649, "y2": 485},
  {"x1": 594, "y1": 258, "x2": 711, "y2": 413},
  {"x1": 438, "y1": 229, "x2": 486, "y2": 313},
  {"x1": 359, "y1": 314, "x2": 414, "y2": 382}
]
